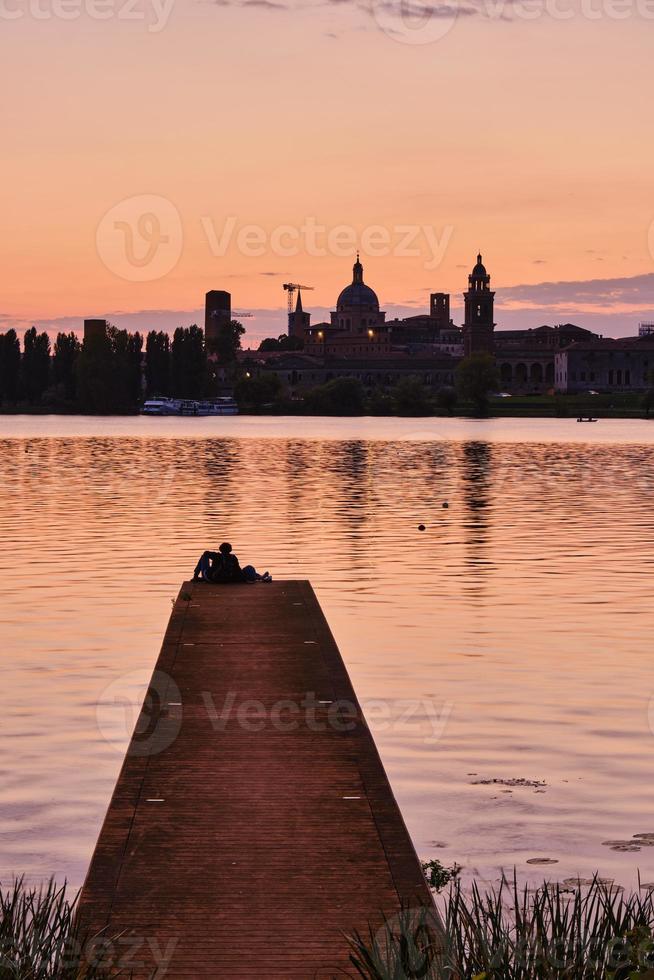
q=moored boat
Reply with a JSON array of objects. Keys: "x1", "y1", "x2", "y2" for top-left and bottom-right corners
[
  {"x1": 142, "y1": 396, "x2": 238, "y2": 416},
  {"x1": 142, "y1": 397, "x2": 180, "y2": 416}
]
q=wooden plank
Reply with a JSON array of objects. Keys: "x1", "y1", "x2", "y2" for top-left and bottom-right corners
[{"x1": 78, "y1": 580, "x2": 438, "y2": 977}]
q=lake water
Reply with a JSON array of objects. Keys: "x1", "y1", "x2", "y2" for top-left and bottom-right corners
[{"x1": 2, "y1": 416, "x2": 654, "y2": 894}]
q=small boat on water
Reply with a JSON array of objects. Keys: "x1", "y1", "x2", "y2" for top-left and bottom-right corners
[
  {"x1": 576, "y1": 417, "x2": 599, "y2": 422},
  {"x1": 142, "y1": 397, "x2": 177, "y2": 416},
  {"x1": 142, "y1": 397, "x2": 238, "y2": 416}
]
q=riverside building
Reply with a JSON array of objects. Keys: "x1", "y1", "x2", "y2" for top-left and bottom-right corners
[{"x1": 235, "y1": 255, "x2": 653, "y2": 397}]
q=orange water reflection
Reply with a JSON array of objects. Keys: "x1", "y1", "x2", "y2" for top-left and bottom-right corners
[{"x1": 1, "y1": 419, "x2": 654, "y2": 891}]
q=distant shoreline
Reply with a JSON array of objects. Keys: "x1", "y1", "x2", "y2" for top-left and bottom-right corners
[
  {"x1": 0, "y1": 402, "x2": 652, "y2": 421},
  {"x1": 0, "y1": 406, "x2": 654, "y2": 422}
]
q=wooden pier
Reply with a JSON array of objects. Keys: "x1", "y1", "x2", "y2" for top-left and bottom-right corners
[{"x1": 79, "y1": 581, "x2": 436, "y2": 978}]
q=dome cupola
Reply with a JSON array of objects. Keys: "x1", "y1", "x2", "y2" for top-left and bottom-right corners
[
  {"x1": 472, "y1": 253, "x2": 487, "y2": 278},
  {"x1": 468, "y1": 252, "x2": 491, "y2": 293},
  {"x1": 336, "y1": 254, "x2": 380, "y2": 311}
]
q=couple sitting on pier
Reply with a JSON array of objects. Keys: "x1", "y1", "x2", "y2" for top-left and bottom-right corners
[{"x1": 193, "y1": 542, "x2": 272, "y2": 584}]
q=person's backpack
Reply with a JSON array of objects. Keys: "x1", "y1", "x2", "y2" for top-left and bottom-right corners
[
  {"x1": 212, "y1": 553, "x2": 232, "y2": 583},
  {"x1": 213, "y1": 552, "x2": 239, "y2": 583}
]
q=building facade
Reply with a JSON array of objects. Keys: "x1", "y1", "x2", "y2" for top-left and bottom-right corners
[
  {"x1": 304, "y1": 255, "x2": 393, "y2": 356},
  {"x1": 236, "y1": 252, "x2": 654, "y2": 399},
  {"x1": 257, "y1": 352, "x2": 457, "y2": 395},
  {"x1": 303, "y1": 255, "x2": 464, "y2": 360},
  {"x1": 494, "y1": 324, "x2": 599, "y2": 393},
  {"x1": 555, "y1": 339, "x2": 654, "y2": 393}
]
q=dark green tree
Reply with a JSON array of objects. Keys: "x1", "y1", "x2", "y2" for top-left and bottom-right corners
[
  {"x1": 456, "y1": 352, "x2": 499, "y2": 416},
  {"x1": 258, "y1": 334, "x2": 303, "y2": 352},
  {"x1": 171, "y1": 325, "x2": 208, "y2": 398},
  {"x1": 171, "y1": 328, "x2": 185, "y2": 396},
  {"x1": 211, "y1": 319, "x2": 245, "y2": 365},
  {"x1": 0, "y1": 329, "x2": 21, "y2": 405},
  {"x1": 367, "y1": 387, "x2": 394, "y2": 416},
  {"x1": 393, "y1": 376, "x2": 432, "y2": 416},
  {"x1": 234, "y1": 372, "x2": 282, "y2": 412},
  {"x1": 53, "y1": 332, "x2": 81, "y2": 403},
  {"x1": 436, "y1": 385, "x2": 458, "y2": 415},
  {"x1": 108, "y1": 328, "x2": 132, "y2": 410},
  {"x1": 643, "y1": 388, "x2": 654, "y2": 419},
  {"x1": 76, "y1": 325, "x2": 142, "y2": 413},
  {"x1": 21, "y1": 327, "x2": 51, "y2": 404},
  {"x1": 126, "y1": 331, "x2": 143, "y2": 406},
  {"x1": 75, "y1": 325, "x2": 114, "y2": 413},
  {"x1": 305, "y1": 377, "x2": 365, "y2": 416},
  {"x1": 145, "y1": 331, "x2": 171, "y2": 396}
]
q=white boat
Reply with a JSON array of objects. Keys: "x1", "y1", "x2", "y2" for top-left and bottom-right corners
[
  {"x1": 142, "y1": 397, "x2": 180, "y2": 416},
  {"x1": 142, "y1": 397, "x2": 238, "y2": 417},
  {"x1": 196, "y1": 398, "x2": 239, "y2": 416}
]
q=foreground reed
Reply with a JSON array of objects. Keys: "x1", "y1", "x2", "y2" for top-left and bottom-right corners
[
  {"x1": 348, "y1": 874, "x2": 654, "y2": 979},
  {"x1": 0, "y1": 878, "x2": 117, "y2": 979}
]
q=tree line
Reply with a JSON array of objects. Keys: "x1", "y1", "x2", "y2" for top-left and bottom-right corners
[
  {"x1": 235, "y1": 352, "x2": 498, "y2": 416},
  {"x1": 0, "y1": 323, "x2": 243, "y2": 413}
]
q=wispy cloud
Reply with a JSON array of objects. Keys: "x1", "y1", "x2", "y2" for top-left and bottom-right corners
[
  {"x1": 214, "y1": 0, "x2": 290, "y2": 7},
  {"x1": 213, "y1": 0, "x2": 291, "y2": 10},
  {"x1": 500, "y1": 272, "x2": 654, "y2": 312},
  {"x1": 214, "y1": 0, "x2": 292, "y2": 7},
  {"x1": 368, "y1": 0, "x2": 476, "y2": 17},
  {"x1": 210, "y1": 0, "x2": 484, "y2": 26},
  {"x1": 242, "y1": 0, "x2": 289, "y2": 8}
]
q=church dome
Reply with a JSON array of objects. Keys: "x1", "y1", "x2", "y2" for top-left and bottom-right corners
[
  {"x1": 472, "y1": 253, "x2": 487, "y2": 277},
  {"x1": 337, "y1": 255, "x2": 380, "y2": 311}
]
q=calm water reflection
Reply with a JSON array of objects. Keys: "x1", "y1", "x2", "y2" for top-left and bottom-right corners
[{"x1": 1, "y1": 417, "x2": 654, "y2": 891}]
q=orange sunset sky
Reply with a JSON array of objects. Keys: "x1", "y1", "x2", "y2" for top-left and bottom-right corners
[{"x1": 2, "y1": 0, "x2": 654, "y2": 342}]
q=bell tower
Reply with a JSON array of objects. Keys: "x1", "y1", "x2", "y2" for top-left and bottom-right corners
[
  {"x1": 289, "y1": 288, "x2": 310, "y2": 340},
  {"x1": 462, "y1": 253, "x2": 495, "y2": 356}
]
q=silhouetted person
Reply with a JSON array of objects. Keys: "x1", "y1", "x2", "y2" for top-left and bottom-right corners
[{"x1": 193, "y1": 542, "x2": 271, "y2": 583}]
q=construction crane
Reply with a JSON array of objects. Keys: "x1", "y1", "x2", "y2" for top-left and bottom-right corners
[
  {"x1": 210, "y1": 309, "x2": 253, "y2": 320},
  {"x1": 283, "y1": 282, "x2": 314, "y2": 330}
]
